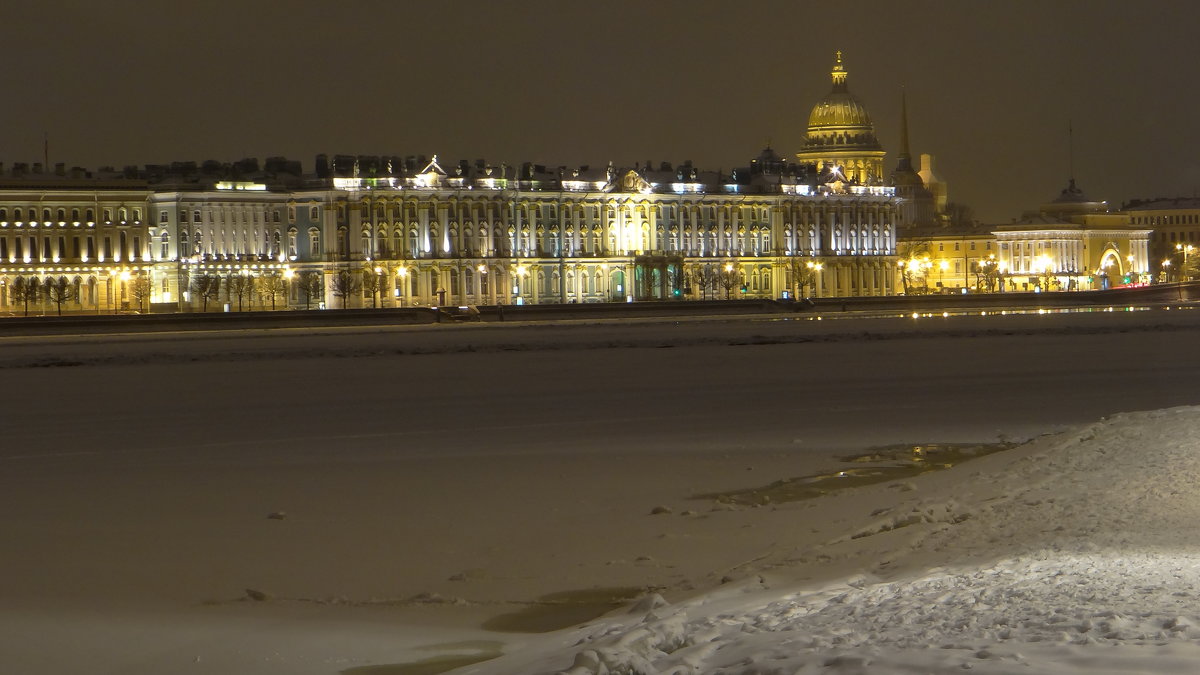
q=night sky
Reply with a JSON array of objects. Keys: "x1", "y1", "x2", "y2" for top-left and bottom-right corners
[{"x1": 3, "y1": 0, "x2": 1198, "y2": 222}]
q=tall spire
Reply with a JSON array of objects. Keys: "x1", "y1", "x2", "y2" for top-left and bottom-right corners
[
  {"x1": 1068, "y1": 119, "x2": 1075, "y2": 183},
  {"x1": 831, "y1": 50, "x2": 847, "y2": 91},
  {"x1": 895, "y1": 88, "x2": 914, "y2": 173}
]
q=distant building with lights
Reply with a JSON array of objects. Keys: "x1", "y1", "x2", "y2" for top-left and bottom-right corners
[
  {"x1": 0, "y1": 55, "x2": 912, "y2": 313},
  {"x1": 903, "y1": 179, "x2": 1153, "y2": 293}
]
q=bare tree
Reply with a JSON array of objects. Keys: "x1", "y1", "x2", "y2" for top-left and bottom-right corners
[
  {"x1": 667, "y1": 263, "x2": 686, "y2": 299},
  {"x1": 361, "y1": 267, "x2": 381, "y2": 308},
  {"x1": 47, "y1": 276, "x2": 74, "y2": 316},
  {"x1": 898, "y1": 238, "x2": 933, "y2": 295},
  {"x1": 943, "y1": 202, "x2": 977, "y2": 230},
  {"x1": 10, "y1": 276, "x2": 35, "y2": 316},
  {"x1": 718, "y1": 262, "x2": 741, "y2": 299},
  {"x1": 298, "y1": 271, "x2": 323, "y2": 309},
  {"x1": 190, "y1": 273, "x2": 222, "y2": 312},
  {"x1": 227, "y1": 272, "x2": 255, "y2": 311},
  {"x1": 129, "y1": 275, "x2": 152, "y2": 313},
  {"x1": 330, "y1": 268, "x2": 361, "y2": 309},
  {"x1": 258, "y1": 272, "x2": 285, "y2": 310},
  {"x1": 783, "y1": 257, "x2": 824, "y2": 299},
  {"x1": 687, "y1": 264, "x2": 719, "y2": 300}
]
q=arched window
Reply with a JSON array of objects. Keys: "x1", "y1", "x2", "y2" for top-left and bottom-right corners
[
  {"x1": 287, "y1": 228, "x2": 297, "y2": 257},
  {"x1": 391, "y1": 229, "x2": 401, "y2": 258},
  {"x1": 409, "y1": 228, "x2": 421, "y2": 257},
  {"x1": 308, "y1": 228, "x2": 321, "y2": 256},
  {"x1": 160, "y1": 232, "x2": 169, "y2": 259},
  {"x1": 377, "y1": 226, "x2": 390, "y2": 256},
  {"x1": 361, "y1": 228, "x2": 372, "y2": 258}
]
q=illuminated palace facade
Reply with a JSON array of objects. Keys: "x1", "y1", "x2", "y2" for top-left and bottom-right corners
[{"x1": 0, "y1": 56, "x2": 903, "y2": 313}]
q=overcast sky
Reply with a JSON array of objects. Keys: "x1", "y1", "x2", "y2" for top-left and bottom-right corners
[{"x1": 2, "y1": 0, "x2": 1197, "y2": 222}]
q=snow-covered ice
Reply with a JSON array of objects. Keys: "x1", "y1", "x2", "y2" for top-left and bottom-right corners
[
  {"x1": 473, "y1": 407, "x2": 1200, "y2": 674},
  {"x1": 5, "y1": 309, "x2": 1200, "y2": 674}
]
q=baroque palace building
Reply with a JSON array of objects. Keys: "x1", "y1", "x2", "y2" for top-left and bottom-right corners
[{"x1": 0, "y1": 54, "x2": 904, "y2": 314}]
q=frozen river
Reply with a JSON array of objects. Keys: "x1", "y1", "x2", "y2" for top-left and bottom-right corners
[
  {"x1": 5, "y1": 307, "x2": 1200, "y2": 674},
  {"x1": 6, "y1": 307, "x2": 1200, "y2": 460}
]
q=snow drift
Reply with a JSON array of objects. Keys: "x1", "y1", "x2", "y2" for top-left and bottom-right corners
[{"x1": 465, "y1": 407, "x2": 1200, "y2": 674}]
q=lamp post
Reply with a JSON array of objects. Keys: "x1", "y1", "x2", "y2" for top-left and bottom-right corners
[
  {"x1": 1176, "y1": 244, "x2": 1194, "y2": 281},
  {"x1": 119, "y1": 269, "x2": 130, "y2": 312},
  {"x1": 374, "y1": 265, "x2": 383, "y2": 308},
  {"x1": 938, "y1": 259, "x2": 949, "y2": 292},
  {"x1": 477, "y1": 264, "x2": 487, "y2": 304},
  {"x1": 513, "y1": 264, "x2": 528, "y2": 305},
  {"x1": 283, "y1": 268, "x2": 294, "y2": 309},
  {"x1": 397, "y1": 266, "x2": 408, "y2": 307},
  {"x1": 805, "y1": 260, "x2": 823, "y2": 298}
]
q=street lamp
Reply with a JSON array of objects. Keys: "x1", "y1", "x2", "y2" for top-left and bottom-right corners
[
  {"x1": 118, "y1": 270, "x2": 130, "y2": 312},
  {"x1": 805, "y1": 260, "x2": 823, "y2": 298},
  {"x1": 374, "y1": 265, "x2": 383, "y2": 308},
  {"x1": 282, "y1": 268, "x2": 294, "y2": 309},
  {"x1": 1176, "y1": 244, "x2": 1194, "y2": 281},
  {"x1": 396, "y1": 267, "x2": 408, "y2": 306},
  {"x1": 513, "y1": 264, "x2": 528, "y2": 304}
]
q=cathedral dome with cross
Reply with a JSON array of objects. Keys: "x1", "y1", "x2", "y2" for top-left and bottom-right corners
[{"x1": 796, "y1": 51, "x2": 886, "y2": 184}]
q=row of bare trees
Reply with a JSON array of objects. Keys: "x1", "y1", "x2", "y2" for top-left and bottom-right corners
[
  {"x1": 8, "y1": 276, "x2": 77, "y2": 316},
  {"x1": 188, "y1": 271, "x2": 325, "y2": 312},
  {"x1": 680, "y1": 262, "x2": 744, "y2": 300},
  {"x1": 5, "y1": 275, "x2": 153, "y2": 316}
]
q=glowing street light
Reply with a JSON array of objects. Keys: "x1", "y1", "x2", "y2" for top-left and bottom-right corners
[{"x1": 396, "y1": 267, "x2": 409, "y2": 306}]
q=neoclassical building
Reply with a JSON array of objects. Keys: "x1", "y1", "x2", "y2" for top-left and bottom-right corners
[{"x1": 0, "y1": 56, "x2": 908, "y2": 314}]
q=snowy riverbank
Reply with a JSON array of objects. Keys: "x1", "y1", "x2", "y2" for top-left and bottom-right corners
[{"x1": 469, "y1": 407, "x2": 1200, "y2": 674}]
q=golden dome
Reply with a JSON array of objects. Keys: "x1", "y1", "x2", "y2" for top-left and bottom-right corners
[
  {"x1": 808, "y1": 94, "x2": 874, "y2": 128},
  {"x1": 801, "y1": 51, "x2": 881, "y2": 150}
]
